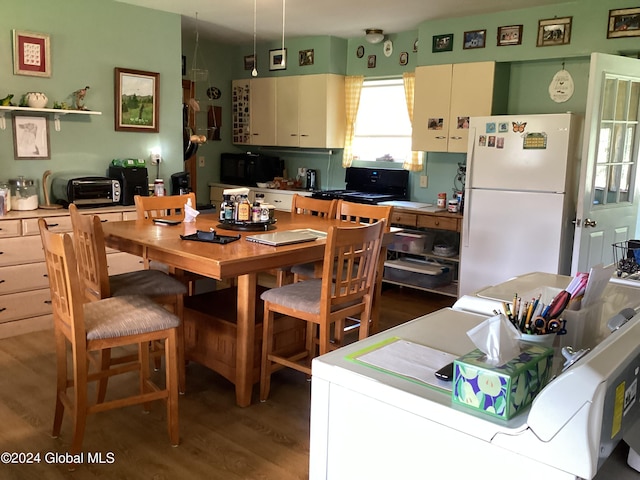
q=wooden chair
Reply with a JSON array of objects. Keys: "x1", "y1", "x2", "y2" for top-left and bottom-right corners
[
  {"x1": 39, "y1": 218, "x2": 180, "y2": 457},
  {"x1": 134, "y1": 193, "x2": 201, "y2": 294},
  {"x1": 260, "y1": 220, "x2": 385, "y2": 401},
  {"x1": 69, "y1": 204, "x2": 188, "y2": 394},
  {"x1": 276, "y1": 195, "x2": 337, "y2": 286}
]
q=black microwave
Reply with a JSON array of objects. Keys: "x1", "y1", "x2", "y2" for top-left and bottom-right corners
[{"x1": 220, "y1": 152, "x2": 283, "y2": 186}]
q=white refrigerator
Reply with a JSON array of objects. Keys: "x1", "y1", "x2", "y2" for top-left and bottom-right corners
[{"x1": 458, "y1": 113, "x2": 582, "y2": 297}]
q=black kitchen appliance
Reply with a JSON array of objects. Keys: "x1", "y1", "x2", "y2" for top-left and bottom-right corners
[
  {"x1": 171, "y1": 171, "x2": 191, "y2": 195},
  {"x1": 312, "y1": 167, "x2": 409, "y2": 205},
  {"x1": 108, "y1": 165, "x2": 149, "y2": 206},
  {"x1": 51, "y1": 175, "x2": 121, "y2": 208},
  {"x1": 220, "y1": 152, "x2": 283, "y2": 186},
  {"x1": 306, "y1": 169, "x2": 317, "y2": 190}
]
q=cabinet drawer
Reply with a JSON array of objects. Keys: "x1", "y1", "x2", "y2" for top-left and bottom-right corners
[
  {"x1": 122, "y1": 211, "x2": 138, "y2": 221},
  {"x1": 22, "y1": 212, "x2": 123, "y2": 236},
  {"x1": 107, "y1": 252, "x2": 144, "y2": 275},
  {"x1": 390, "y1": 212, "x2": 417, "y2": 227},
  {"x1": 262, "y1": 192, "x2": 293, "y2": 211},
  {"x1": 0, "y1": 235, "x2": 44, "y2": 267},
  {"x1": 0, "y1": 220, "x2": 21, "y2": 238},
  {"x1": 0, "y1": 288, "x2": 52, "y2": 324},
  {"x1": 0, "y1": 263, "x2": 49, "y2": 294},
  {"x1": 417, "y1": 215, "x2": 459, "y2": 232}
]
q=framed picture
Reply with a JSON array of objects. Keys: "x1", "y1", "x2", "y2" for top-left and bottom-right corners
[
  {"x1": 12, "y1": 30, "x2": 51, "y2": 77},
  {"x1": 399, "y1": 52, "x2": 409, "y2": 66},
  {"x1": 299, "y1": 49, "x2": 314, "y2": 66},
  {"x1": 607, "y1": 7, "x2": 640, "y2": 38},
  {"x1": 12, "y1": 115, "x2": 50, "y2": 159},
  {"x1": 463, "y1": 29, "x2": 486, "y2": 49},
  {"x1": 114, "y1": 67, "x2": 160, "y2": 133},
  {"x1": 432, "y1": 33, "x2": 453, "y2": 52},
  {"x1": 244, "y1": 54, "x2": 256, "y2": 71},
  {"x1": 497, "y1": 25, "x2": 523, "y2": 46},
  {"x1": 367, "y1": 55, "x2": 376, "y2": 68},
  {"x1": 537, "y1": 16, "x2": 572, "y2": 46},
  {"x1": 269, "y1": 48, "x2": 287, "y2": 70}
]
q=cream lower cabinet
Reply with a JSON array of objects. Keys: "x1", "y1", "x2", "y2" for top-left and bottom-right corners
[
  {"x1": 0, "y1": 207, "x2": 140, "y2": 338},
  {"x1": 276, "y1": 74, "x2": 345, "y2": 148},
  {"x1": 209, "y1": 184, "x2": 311, "y2": 212},
  {"x1": 412, "y1": 61, "x2": 509, "y2": 153}
]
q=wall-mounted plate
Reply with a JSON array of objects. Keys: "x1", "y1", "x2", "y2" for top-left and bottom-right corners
[
  {"x1": 356, "y1": 45, "x2": 365, "y2": 58},
  {"x1": 383, "y1": 39, "x2": 393, "y2": 57}
]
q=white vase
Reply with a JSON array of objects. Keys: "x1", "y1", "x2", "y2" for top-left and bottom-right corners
[{"x1": 26, "y1": 92, "x2": 48, "y2": 109}]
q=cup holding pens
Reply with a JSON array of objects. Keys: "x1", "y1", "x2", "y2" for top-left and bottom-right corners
[{"x1": 520, "y1": 332, "x2": 556, "y2": 348}]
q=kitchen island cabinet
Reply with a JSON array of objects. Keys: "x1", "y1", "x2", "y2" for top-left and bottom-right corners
[
  {"x1": 412, "y1": 61, "x2": 509, "y2": 153},
  {"x1": 0, "y1": 206, "x2": 141, "y2": 338}
]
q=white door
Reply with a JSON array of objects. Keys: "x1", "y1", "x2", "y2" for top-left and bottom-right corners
[{"x1": 571, "y1": 53, "x2": 640, "y2": 274}]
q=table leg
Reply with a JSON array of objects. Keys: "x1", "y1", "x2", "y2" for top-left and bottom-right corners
[{"x1": 235, "y1": 273, "x2": 257, "y2": 407}]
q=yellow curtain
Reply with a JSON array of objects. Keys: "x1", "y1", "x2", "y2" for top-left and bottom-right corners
[
  {"x1": 402, "y1": 72, "x2": 423, "y2": 172},
  {"x1": 342, "y1": 75, "x2": 364, "y2": 168}
]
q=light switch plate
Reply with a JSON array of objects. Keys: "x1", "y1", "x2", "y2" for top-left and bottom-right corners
[
  {"x1": 420, "y1": 175, "x2": 428, "y2": 188},
  {"x1": 199, "y1": 156, "x2": 205, "y2": 167}
]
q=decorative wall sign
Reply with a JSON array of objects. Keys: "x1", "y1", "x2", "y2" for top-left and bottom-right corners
[
  {"x1": 536, "y1": 16, "x2": 572, "y2": 47},
  {"x1": 12, "y1": 30, "x2": 51, "y2": 77},
  {"x1": 548, "y1": 68, "x2": 574, "y2": 103},
  {"x1": 463, "y1": 30, "x2": 486, "y2": 49},
  {"x1": 607, "y1": 7, "x2": 640, "y2": 38},
  {"x1": 12, "y1": 115, "x2": 50, "y2": 159},
  {"x1": 497, "y1": 25, "x2": 523, "y2": 46},
  {"x1": 114, "y1": 67, "x2": 160, "y2": 133}
]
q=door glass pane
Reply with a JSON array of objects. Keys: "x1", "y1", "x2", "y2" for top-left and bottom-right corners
[
  {"x1": 597, "y1": 126, "x2": 611, "y2": 164},
  {"x1": 620, "y1": 164, "x2": 632, "y2": 202},
  {"x1": 602, "y1": 78, "x2": 617, "y2": 120},
  {"x1": 623, "y1": 125, "x2": 636, "y2": 163},
  {"x1": 612, "y1": 124, "x2": 626, "y2": 163},
  {"x1": 629, "y1": 81, "x2": 639, "y2": 121},
  {"x1": 594, "y1": 165, "x2": 608, "y2": 205},
  {"x1": 607, "y1": 164, "x2": 621, "y2": 204},
  {"x1": 615, "y1": 79, "x2": 629, "y2": 121}
]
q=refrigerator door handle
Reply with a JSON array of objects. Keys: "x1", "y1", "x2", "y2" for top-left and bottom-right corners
[
  {"x1": 463, "y1": 188, "x2": 472, "y2": 247},
  {"x1": 462, "y1": 128, "x2": 477, "y2": 248}
]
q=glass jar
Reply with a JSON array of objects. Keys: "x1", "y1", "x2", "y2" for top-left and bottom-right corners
[
  {"x1": 154, "y1": 179, "x2": 165, "y2": 197},
  {"x1": 9, "y1": 176, "x2": 38, "y2": 211},
  {"x1": 0, "y1": 181, "x2": 10, "y2": 212}
]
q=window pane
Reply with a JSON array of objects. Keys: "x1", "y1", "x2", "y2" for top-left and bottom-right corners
[
  {"x1": 597, "y1": 126, "x2": 611, "y2": 164},
  {"x1": 602, "y1": 78, "x2": 617, "y2": 121},
  {"x1": 616, "y1": 79, "x2": 629, "y2": 121},
  {"x1": 353, "y1": 79, "x2": 412, "y2": 162},
  {"x1": 628, "y1": 81, "x2": 639, "y2": 121}
]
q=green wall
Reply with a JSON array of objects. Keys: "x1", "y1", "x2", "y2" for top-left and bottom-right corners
[{"x1": 1, "y1": 0, "x2": 183, "y2": 204}]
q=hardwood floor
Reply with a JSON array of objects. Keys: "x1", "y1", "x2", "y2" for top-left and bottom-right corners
[{"x1": 1, "y1": 286, "x2": 636, "y2": 479}]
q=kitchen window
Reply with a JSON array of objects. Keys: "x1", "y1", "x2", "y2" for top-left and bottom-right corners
[{"x1": 352, "y1": 78, "x2": 412, "y2": 163}]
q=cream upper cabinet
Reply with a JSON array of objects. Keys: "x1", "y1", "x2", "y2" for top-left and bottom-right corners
[
  {"x1": 250, "y1": 77, "x2": 277, "y2": 146},
  {"x1": 412, "y1": 61, "x2": 508, "y2": 153},
  {"x1": 276, "y1": 74, "x2": 346, "y2": 148},
  {"x1": 231, "y1": 78, "x2": 276, "y2": 146}
]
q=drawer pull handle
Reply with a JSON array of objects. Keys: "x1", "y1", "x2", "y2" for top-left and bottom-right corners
[
  {"x1": 44, "y1": 300, "x2": 52, "y2": 305},
  {"x1": 0, "y1": 307, "x2": 5, "y2": 313},
  {"x1": 0, "y1": 251, "x2": 3, "y2": 255},
  {"x1": 0, "y1": 279, "x2": 4, "y2": 284},
  {"x1": 49, "y1": 223, "x2": 59, "y2": 228}
]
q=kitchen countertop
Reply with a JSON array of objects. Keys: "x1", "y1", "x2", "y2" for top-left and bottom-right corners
[{"x1": 379, "y1": 199, "x2": 463, "y2": 218}]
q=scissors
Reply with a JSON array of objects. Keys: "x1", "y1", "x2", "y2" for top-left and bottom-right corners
[
  {"x1": 532, "y1": 290, "x2": 572, "y2": 334},
  {"x1": 532, "y1": 316, "x2": 563, "y2": 334}
]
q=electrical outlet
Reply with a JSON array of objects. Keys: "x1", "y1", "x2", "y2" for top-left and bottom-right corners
[
  {"x1": 150, "y1": 153, "x2": 161, "y2": 165},
  {"x1": 198, "y1": 156, "x2": 205, "y2": 167},
  {"x1": 420, "y1": 175, "x2": 428, "y2": 188}
]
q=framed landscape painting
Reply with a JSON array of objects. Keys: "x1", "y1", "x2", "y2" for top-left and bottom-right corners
[{"x1": 114, "y1": 67, "x2": 160, "y2": 133}]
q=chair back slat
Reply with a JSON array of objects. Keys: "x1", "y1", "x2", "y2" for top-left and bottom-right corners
[
  {"x1": 69, "y1": 204, "x2": 111, "y2": 301},
  {"x1": 291, "y1": 194, "x2": 337, "y2": 218},
  {"x1": 135, "y1": 193, "x2": 197, "y2": 219},
  {"x1": 39, "y1": 218, "x2": 87, "y2": 347},
  {"x1": 335, "y1": 200, "x2": 392, "y2": 231},
  {"x1": 321, "y1": 220, "x2": 385, "y2": 313}
]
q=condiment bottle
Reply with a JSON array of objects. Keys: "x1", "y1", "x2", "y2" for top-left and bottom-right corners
[
  {"x1": 437, "y1": 192, "x2": 446, "y2": 209},
  {"x1": 154, "y1": 179, "x2": 165, "y2": 196},
  {"x1": 447, "y1": 199, "x2": 459, "y2": 213},
  {"x1": 237, "y1": 195, "x2": 251, "y2": 222}
]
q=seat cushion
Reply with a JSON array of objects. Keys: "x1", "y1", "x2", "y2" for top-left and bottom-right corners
[
  {"x1": 261, "y1": 279, "x2": 323, "y2": 314},
  {"x1": 290, "y1": 262, "x2": 315, "y2": 278},
  {"x1": 84, "y1": 295, "x2": 180, "y2": 341},
  {"x1": 260, "y1": 279, "x2": 361, "y2": 315},
  {"x1": 109, "y1": 269, "x2": 187, "y2": 297}
]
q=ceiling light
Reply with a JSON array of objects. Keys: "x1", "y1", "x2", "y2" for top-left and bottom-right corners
[{"x1": 365, "y1": 29, "x2": 384, "y2": 44}]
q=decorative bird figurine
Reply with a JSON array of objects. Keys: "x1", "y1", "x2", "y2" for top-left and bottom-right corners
[
  {"x1": 0, "y1": 94, "x2": 14, "y2": 106},
  {"x1": 73, "y1": 86, "x2": 90, "y2": 110}
]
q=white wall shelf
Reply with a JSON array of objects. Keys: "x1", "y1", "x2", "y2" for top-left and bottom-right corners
[{"x1": 0, "y1": 106, "x2": 102, "y2": 131}]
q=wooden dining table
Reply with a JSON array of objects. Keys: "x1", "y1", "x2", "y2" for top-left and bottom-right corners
[{"x1": 103, "y1": 211, "x2": 358, "y2": 407}]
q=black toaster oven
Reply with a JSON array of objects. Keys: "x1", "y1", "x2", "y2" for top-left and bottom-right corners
[{"x1": 51, "y1": 175, "x2": 121, "y2": 208}]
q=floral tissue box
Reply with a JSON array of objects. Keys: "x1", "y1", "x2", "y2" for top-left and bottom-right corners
[{"x1": 452, "y1": 344, "x2": 553, "y2": 420}]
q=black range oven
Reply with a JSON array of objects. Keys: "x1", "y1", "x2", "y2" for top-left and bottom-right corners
[{"x1": 312, "y1": 167, "x2": 409, "y2": 205}]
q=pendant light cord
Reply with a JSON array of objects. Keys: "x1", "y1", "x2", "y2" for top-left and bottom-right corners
[
  {"x1": 252, "y1": 0, "x2": 258, "y2": 76},
  {"x1": 281, "y1": 0, "x2": 286, "y2": 65}
]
